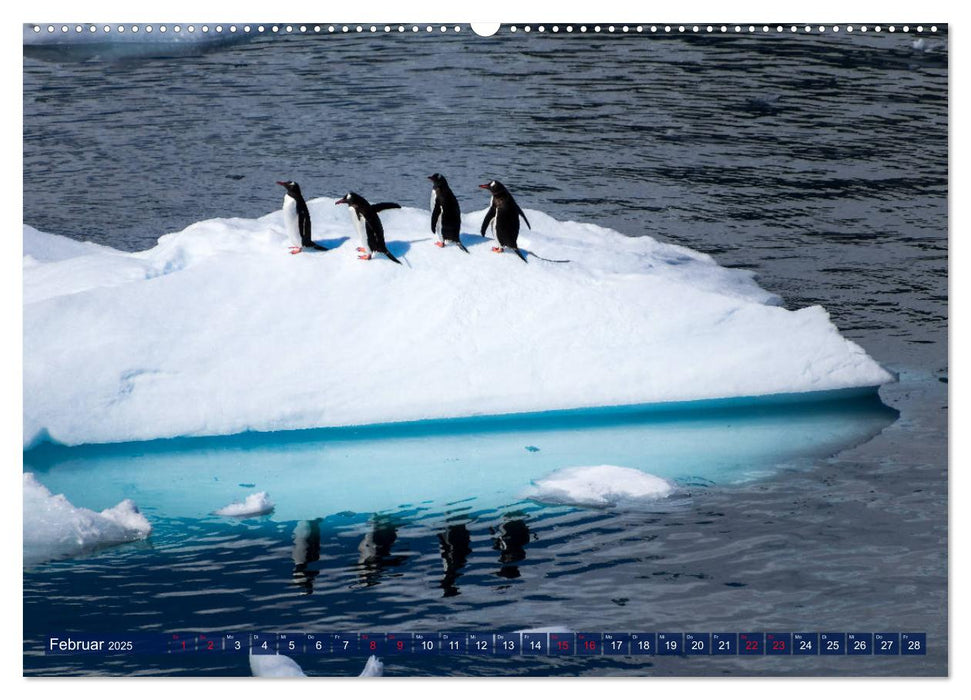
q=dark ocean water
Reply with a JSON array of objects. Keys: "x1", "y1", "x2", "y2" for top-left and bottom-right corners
[{"x1": 22, "y1": 27, "x2": 948, "y2": 676}]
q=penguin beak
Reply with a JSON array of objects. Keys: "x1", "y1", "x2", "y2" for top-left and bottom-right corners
[
  {"x1": 276, "y1": 181, "x2": 288, "y2": 187},
  {"x1": 478, "y1": 184, "x2": 490, "y2": 190},
  {"x1": 335, "y1": 197, "x2": 348, "y2": 205}
]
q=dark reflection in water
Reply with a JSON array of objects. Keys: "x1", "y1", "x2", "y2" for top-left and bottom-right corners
[
  {"x1": 438, "y1": 524, "x2": 472, "y2": 597},
  {"x1": 355, "y1": 517, "x2": 407, "y2": 588},
  {"x1": 492, "y1": 518, "x2": 532, "y2": 580},
  {"x1": 291, "y1": 519, "x2": 321, "y2": 595}
]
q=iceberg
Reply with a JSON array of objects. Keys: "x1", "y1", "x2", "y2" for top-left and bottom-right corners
[
  {"x1": 22, "y1": 472, "x2": 151, "y2": 566},
  {"x1": 23, "y1": 202, "x2": 892, "y2": 448}
]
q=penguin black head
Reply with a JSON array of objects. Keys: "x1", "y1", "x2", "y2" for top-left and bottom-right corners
[
  {"x1": 276, "y1": 180, "x2": 302, "y2": 196},
  {"x1": 479, "y1": 180, "x2": 508, "y2": 195},
  {"x1": 428, "y1": 173, "x2": 448, "y2": 187},
  {"x1": 335, "y1": 192, "x2": 363, "y2": 208}
]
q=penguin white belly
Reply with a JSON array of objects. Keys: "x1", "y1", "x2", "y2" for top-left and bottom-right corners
[
  {"x1": 490, "y1": 197, "x2": 499, "y2": 242},
  {"x1": 349, "y1": 210, "x2": 368, "y2": 251},
  {"x1": 430, "y1": 192, "x2": 443, "y2": 243},
  {"x1": 282, "y1": 195, "x2": 301, "y2": 247}
]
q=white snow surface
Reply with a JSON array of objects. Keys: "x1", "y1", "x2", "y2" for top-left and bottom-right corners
[
  {"x1": 23, "y1": 472, "x2": 151, "y2": 565},
  {"x1": 528, "y1": 465, "x2": 675, "y2": 508},
  {"x1": 215, "y1": 492, "x2": 274, "y2": 517},
  {"x1": 23, "y1": 201, "x2": 893, "y2": 447}
]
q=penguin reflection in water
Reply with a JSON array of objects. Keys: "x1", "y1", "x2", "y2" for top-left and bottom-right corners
[
  {"x1": 480, "y1": 179, "x2": 530, "y2": 263},
  {"x1": 438, "y1": 523, "x2": 472, "y2": 597},
  {"x1": 276, "y1": 180, "x2": 328, "y2": 254},
  {"x1": 357, "y1": 518, "x2": 407, "y2": 587},
  {"x1": 492, "y1": 518, "x2": 532, "y2": 579},
  {"x1": 428, "y1": 173, "x2": 468, "y2": 253},
  {"x1": 291, "y1": 518, "x2": 322, "y2": 595},
  {"x1": 335, "y1": 192, "x2": 402, "y2": 264}
]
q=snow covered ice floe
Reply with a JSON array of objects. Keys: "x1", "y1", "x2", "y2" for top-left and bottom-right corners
[
  {"x1": 23, "y1": 473, "x2": 151, "y2": 565},
  {"x1": 215, "y1": 492, "x2": 274, "y2": 517},
  {"x1": 527, "y1": 465, "x2": 675, "y2": 508},
  {"x1": 23, "y1": 202, "x2": 893, "y2": 447}
]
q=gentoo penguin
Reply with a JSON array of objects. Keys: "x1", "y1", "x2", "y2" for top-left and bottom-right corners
[
  {"x1": 479, "y1": 180, "x2": 529, "y2": 263},
  {"x1": 276, "y1": 180, "x2": 327, "y2": 254},
  {"x1": 334, "y1": 192, "x2": 402, "y2": 264},
  {"x1": 428, "y1": 174, "x2": 468, "y2": 253}
]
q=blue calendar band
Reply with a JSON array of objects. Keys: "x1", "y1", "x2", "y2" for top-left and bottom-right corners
[{"x1": 45, "y1": 632, "x2": 927, "y2": 656}]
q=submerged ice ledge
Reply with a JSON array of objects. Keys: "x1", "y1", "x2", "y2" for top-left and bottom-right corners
[{"x1": 23, "y1": 203, "x2": 893, "y2": 448}]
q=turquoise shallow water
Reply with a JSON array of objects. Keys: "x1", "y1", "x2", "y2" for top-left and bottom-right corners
[{"x1": 26, "y1": 390, "x2": 894, "y2": 522}]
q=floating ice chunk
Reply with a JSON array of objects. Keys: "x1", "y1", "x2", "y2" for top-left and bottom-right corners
[
  {"x1": 528, "y1": 465, "x2": 675, "y2": 508},
  {"x1": 23, "y1": 205, "x2": 893, "y2": 448},
  {"x1": 215, "y1": 492, "x2": 274, "y2": 518},
  {"x1": 359, "y1": 655, "x2": 384, "y2": 677},
  {"x1": 249, "y1": 651, "x2": 306, "y2": 677},
  {"x1": 22, "y1": 472, "x2": 151, "y2": 565}
]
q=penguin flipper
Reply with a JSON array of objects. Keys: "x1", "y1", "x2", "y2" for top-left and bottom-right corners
[
  {"x1": 372, "y1": 202, "x2": 401, "y2": 213},
  {"x1": 517, "y1": 205, "x2": 531, "y2": 230},
  {"x1": 480, "y1": 205, "x2": 496, "y2": 236}
]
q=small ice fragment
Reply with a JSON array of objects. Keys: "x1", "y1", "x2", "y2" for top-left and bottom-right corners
[
  {"x1": 215, "y1": 491, "x2": 274, "y2": 517},
  {"x1": 249, "y1": 651, "x2": 306, "y2": 677},
  {"x1": 360, "y1": 655, "x2": 384, "y2": 677},
  {"x1": 528, "y1": 465, "x2": 674, "y2": 508}
]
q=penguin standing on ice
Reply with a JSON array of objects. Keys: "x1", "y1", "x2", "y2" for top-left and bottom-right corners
[
  {"x1": 335, "y1": 192, "x2": 402, "y2": 264},
  {"x1": 276, "y1": 180, "x2": 327, "y2": 254},
  {"x1": 480, "y1": 180, "x2": 529, "y2": 263},
  {"x1": 428, "y1": 174, "x2": 468, "y2": 253}
]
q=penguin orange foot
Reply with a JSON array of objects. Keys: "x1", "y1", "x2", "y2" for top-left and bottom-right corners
[
  {"x1": 492, "y1": 247, "x2": 502, "y2": 253},
  {"x1": 435, "y1": 241, "x2": 445, "y2": 248},
  {"x1": 358, "y1": 254, "x2": 372, "y2": 260}
]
